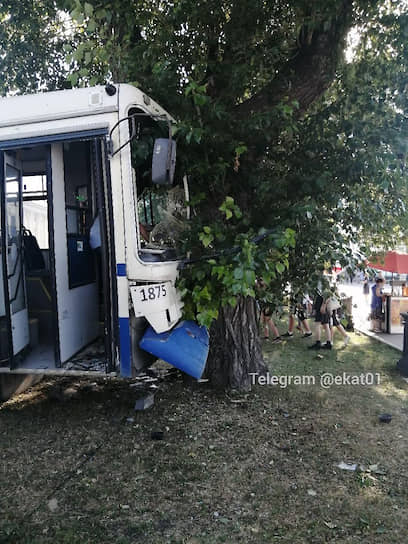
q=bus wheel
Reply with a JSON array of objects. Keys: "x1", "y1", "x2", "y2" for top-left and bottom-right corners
[{"x1": 0, "y1": 374, "x2": 42, "y2": 402}]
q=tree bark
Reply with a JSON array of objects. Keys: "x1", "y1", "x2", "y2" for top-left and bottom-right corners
[
  {"x1": 235, "y1": 0, "x2": 354, "y2": 119},
  {"x1": 205, "y1": 295, "x2": 267, "y2": 391}
]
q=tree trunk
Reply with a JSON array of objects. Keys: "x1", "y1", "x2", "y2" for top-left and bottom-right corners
[
  {"x1": 205, "y1": 295, "x2": 267, "y2": 391},
  {"x1": 235, "y1": 0, "x2": 353, "y2": 119}
]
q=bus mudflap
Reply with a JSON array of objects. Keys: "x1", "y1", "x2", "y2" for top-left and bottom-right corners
[{"x1": 139, "y1": 320, "x2": 209, "y2": 379}]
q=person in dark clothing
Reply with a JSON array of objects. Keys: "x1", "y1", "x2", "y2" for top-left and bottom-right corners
[
  {"x1": 370, "y1": 277, "x2": 384, "y2": 332},
  {"x1": 260, "y1": 304, "x2": 282, "y2": 343},
  {"x1": 363, "y1": 274, "x2": 370, "y2": 301},
  {"x1": 308, "y1": 291, "x2": 332, "y2": 350},
  {"x1": 282, "y1": 294, "x2": 312, "y2": 338},
  {"x1": 256, "y1": 278, "x2": 282, "y2": 343}
]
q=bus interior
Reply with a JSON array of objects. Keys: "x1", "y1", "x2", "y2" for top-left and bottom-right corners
[{"x1": 0, "y1": 137, "x2": 115, "y2": 376}]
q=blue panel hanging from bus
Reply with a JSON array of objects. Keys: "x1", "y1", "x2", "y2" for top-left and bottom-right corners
[{"x1": 139, "y1": 320, "x2": 209, "y2": 379}]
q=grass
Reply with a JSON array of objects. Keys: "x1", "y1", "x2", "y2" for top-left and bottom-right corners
[{"x1": 1, "y1": 327, "x2": 408, "y2": 543}]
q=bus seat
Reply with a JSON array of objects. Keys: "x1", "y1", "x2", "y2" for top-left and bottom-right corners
[{"x1": 23, "y1": 228, "x2": 46, "y2": 273}]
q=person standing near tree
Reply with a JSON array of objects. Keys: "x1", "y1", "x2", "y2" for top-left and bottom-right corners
[
  {"x1": 308, "y1": 289, "x2": 332, "y2": 350},
  {"x1": 256, "y1": 278, "x2": 282, "y2": 343},
  {"x1": 370, "y1": 277, "x2": 385, "y2": 333},
  {"x1": 260, "y1": 305, "x2": 282, "y2": 343},
  {"x1": 327, "y1": 292, "x2": 350, "y2": 347},
  {"x1": 363, "y1": 273, "x2": 370, "y2": 302},
  {"x1": 282, "y1": 292, "x2": 312, "y2": 338}
]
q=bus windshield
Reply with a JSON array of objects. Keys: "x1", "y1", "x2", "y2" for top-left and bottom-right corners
[{"x1": 129, "y1": 107, "x2": 187, "y2": 253}]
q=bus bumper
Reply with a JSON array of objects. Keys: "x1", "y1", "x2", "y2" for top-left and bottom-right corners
[{"x1": 139, "y1": 320, "x2": 209, "y2": 379}]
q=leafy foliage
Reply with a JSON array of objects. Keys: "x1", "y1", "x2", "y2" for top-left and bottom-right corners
[
  {"x1": 0, "y1": 0, "x2": 67, "y2": 94},
  {"x1": 178, "y1": 208, "x2": 296, "y2": 325},
  {"x1": 5, "y1": 0, "x2": 408, "y2": 328}
]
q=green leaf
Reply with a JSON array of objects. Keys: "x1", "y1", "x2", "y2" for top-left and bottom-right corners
[
  {"x1": 199, "y1": 232, "x2": 214, "y2": 248},
  {"x1": 244, "y1": 270, "x2": 256, "y2": 285},
  {"x1": 235, "y1": 144, "x2": 247, "y2": 157},
  {"x1": 84, "y1": 2, "x2": 94, "y2": 17},
  {"x1": 193, "y1": 128, "x2": 203, "y2": 143},
  {"x1": 276, "y1": 262, "x2": 285, "y2": 274},
  {"x1": 68, "y1": 72, "x2": 79, "y2": 87},
  {"x1": 87, "y1": 19, "x2": 97, "y2": 32},
  {"x1": 193, "y1": 94, "x2": 207, "y2": 107}
]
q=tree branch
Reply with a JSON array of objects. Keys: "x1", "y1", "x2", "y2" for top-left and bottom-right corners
[{"x1": 235, "y1": 0, "x2": 354, "y2": 118}]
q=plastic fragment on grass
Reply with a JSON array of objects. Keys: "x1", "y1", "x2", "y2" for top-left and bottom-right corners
[
  {"x1": 47, "y1": 498, "x2": 58, "y2": 512},
  {"x1": 337, "y1": 461, "x2": 358, "y2": 471},
  {"x1": 134, "y1": 393, "x2": 155, "y2": 411}
]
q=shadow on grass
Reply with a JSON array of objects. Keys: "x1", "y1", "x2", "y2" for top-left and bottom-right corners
[{"x1": 1, "y1": 330, "x2": 408, "y2": 543}]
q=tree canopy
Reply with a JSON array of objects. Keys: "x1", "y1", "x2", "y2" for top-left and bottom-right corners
[
  {"x1": 0, "y1": 0, "x2": 67, "y2": 94},
  {"x1": 2, "y1": 0, "x2": 408, "y2": 387}
]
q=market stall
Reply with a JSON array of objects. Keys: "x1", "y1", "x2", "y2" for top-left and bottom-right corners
[{"x1": 368, "y1": 251, "x2": 408, "y2": 334}]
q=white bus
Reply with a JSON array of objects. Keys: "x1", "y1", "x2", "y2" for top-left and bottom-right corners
[{"x1": 0, "y1": 84, "x2": 208, "y2": 401}]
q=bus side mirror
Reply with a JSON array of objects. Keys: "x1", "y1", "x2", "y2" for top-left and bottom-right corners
[{"x1": 152, "y1": 138, "x2": 176, "y2": 185}]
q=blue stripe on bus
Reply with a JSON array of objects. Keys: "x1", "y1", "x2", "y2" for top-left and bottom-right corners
[
  {"x1": 117, "y1": 263, "x2": 126, "y2": 276},
  {"x1": 119, "y1": 317, "x2": 132, "y2": 377}
]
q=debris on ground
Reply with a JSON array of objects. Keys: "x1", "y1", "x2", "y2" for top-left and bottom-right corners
[
  {"x1": 130, "y1": 367, "x2": 182, "y2": 410},
  {"x1": 337, "y1": 462, "x2": 358, "y2": 471},
  {"x1": 62, "y1": 386, "x2": 79, "y2": 399},
  {"x1": 134, "y1": 393, "x2": 155, "y2": 411},
  {"x1": 47, "y1": 498, "x2": 58, "y2": 512},
  {"x1": 63, "y1": 359, "x2": 106, "y2": 372},
  {"x1": 151, "y1": 431, "x2": 164, "y2": 440},
  {"x1": 365, "y1": 464, "x2": 387, "y2": 476}
]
